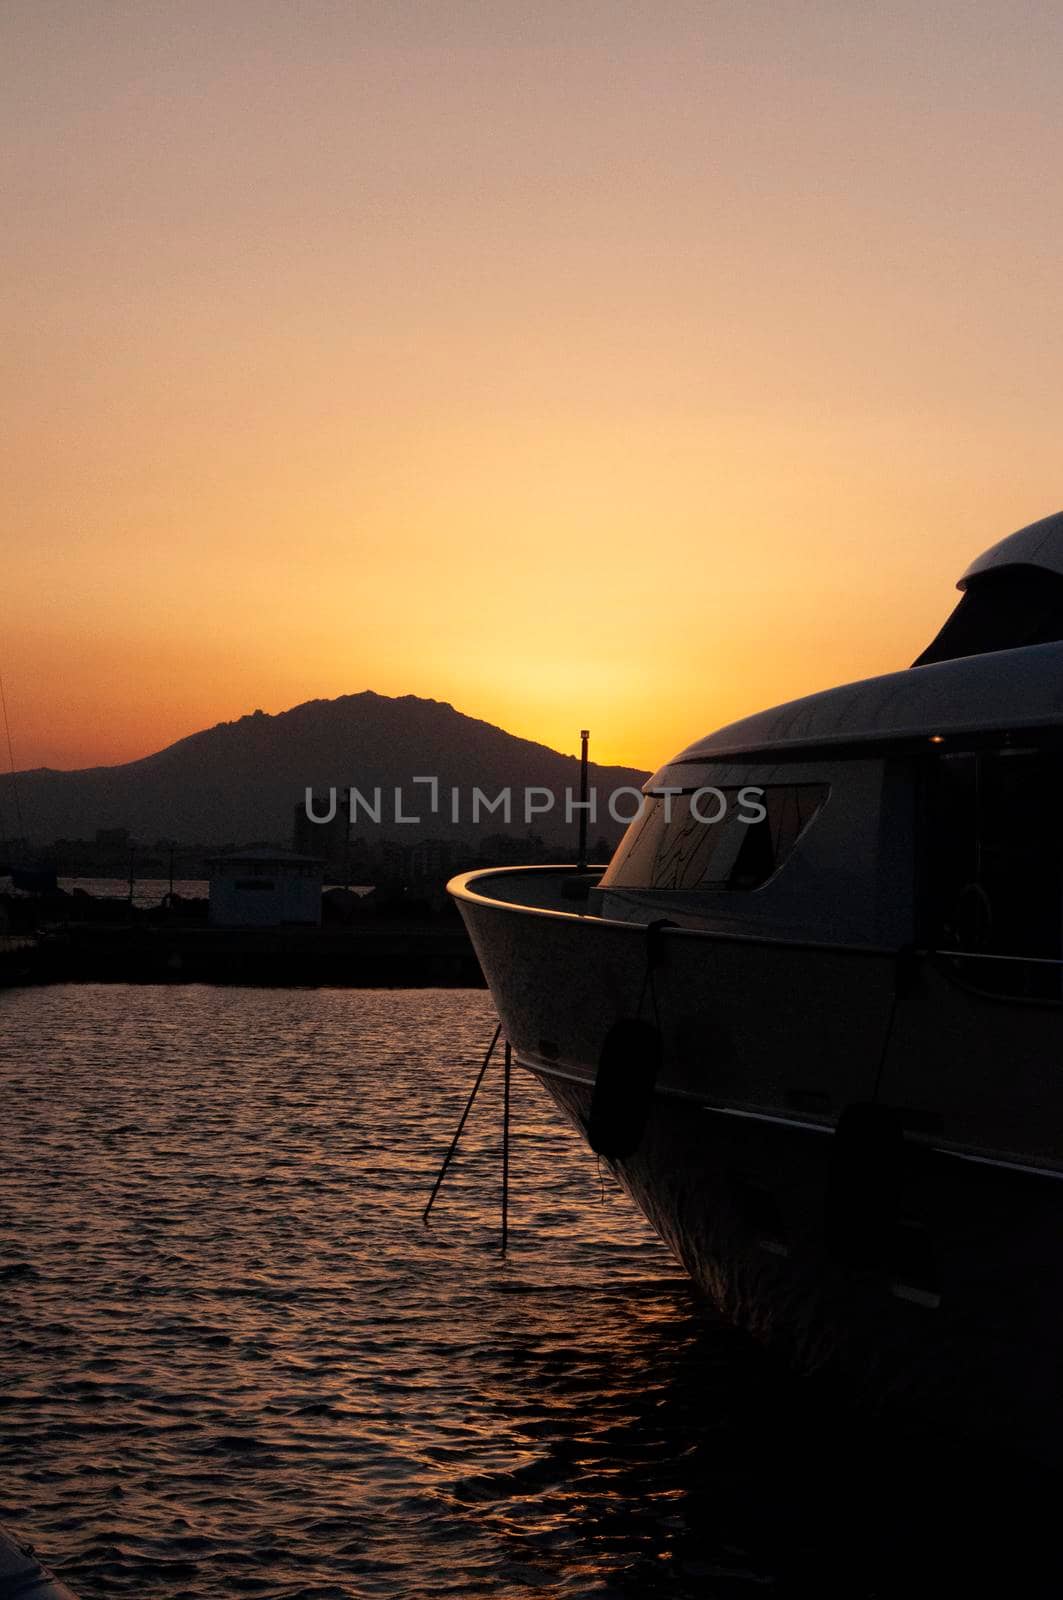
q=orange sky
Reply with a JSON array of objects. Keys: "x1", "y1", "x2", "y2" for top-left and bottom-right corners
[{"x1": 3, "y1": 1, "x2": 1062, "y2": 773}]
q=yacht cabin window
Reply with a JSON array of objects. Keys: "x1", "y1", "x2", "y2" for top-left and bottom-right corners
[
  {"x1": 599, "y1": 784, "x2": 829, "y2": 892},
  {"x1": 929, "y1": 746, "x2": 1063, "y2": 996}
]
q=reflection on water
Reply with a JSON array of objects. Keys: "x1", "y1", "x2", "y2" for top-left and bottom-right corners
[{"x1": 0, "y1": 986, "x2": 1057, "y2": 1597}]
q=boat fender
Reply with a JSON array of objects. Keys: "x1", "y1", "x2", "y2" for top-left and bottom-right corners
[
  {"x1": 825, "y1": 1102, "x2": 903, "y2": 1269},
  {"x1": 954, "y1": 882, "x2": 993, "y2": 949},
  {"x1": 644, "y1": 917, "x2": 675, "y2": 970},
  {"x1": 587, "y1": 1017, "x2": 662, "y2": 1160}
]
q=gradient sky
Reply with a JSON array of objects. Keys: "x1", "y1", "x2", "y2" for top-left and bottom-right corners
[{"x1": 3, "y1": 0, "x2": 1062, "y2": 774}]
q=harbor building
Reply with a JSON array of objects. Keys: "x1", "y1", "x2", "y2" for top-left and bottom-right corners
[{"x1": 208, "y1": 848, "x2": 323, "y2": 928}]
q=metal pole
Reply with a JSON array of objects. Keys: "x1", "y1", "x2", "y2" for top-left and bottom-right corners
[
  {"x1": 422, "y1": 1022, "x2": 502, "y2": 1225},
  {"x1": 577, "y1": 728, "x2": 590, "y2": 871},
  {"x1": 501, "y1": 1039, "x2": 511, "y2": 1255}
]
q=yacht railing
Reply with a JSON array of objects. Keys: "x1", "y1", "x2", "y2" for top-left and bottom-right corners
[
  {"x1": 931, "y1": 946, "x2": 1063, "y2": 1002},
  {"x1": 934, "y1": 948, "x2": 1063, "y2": 965}
]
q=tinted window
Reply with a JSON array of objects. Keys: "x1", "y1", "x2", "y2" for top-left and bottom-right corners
[
  {"x1": 600, "y1": 784, "x2": 829, "y2": 892},
  {"x1": 929, "y1": 747, "x2": 1063, "y2": 995}
]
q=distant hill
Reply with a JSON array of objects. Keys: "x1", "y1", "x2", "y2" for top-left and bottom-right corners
[{"x1": 0, "y1": 692, "x2": 651, "y2": 848}]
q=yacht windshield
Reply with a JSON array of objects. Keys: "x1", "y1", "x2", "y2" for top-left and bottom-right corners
[{"x1": 599, "y1": 783, "x2": 829, "y2": 892}]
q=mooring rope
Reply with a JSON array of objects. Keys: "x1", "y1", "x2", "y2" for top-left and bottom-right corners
[{"x1": 422, "y1": 1020, "x2": 502, "y2": 1228}]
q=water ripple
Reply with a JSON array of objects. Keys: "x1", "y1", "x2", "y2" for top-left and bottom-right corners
[{"x1": 0, "y1": 985, "x2": 1058, "y2": 1596}]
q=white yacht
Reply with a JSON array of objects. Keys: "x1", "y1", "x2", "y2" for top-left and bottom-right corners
[{"x1": 449, "y1": 510, "x2": 1063, "y2": 1461}]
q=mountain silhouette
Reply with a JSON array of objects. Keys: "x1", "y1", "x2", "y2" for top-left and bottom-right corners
[{"x1": 0, "y1": 692, "x2": 650, "y2": 847}]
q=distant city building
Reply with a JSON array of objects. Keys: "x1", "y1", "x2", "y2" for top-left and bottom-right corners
[
  {"x1": 95, "y1": 827, "x2": 131, "y2": 848},
  {"x1": 374, "y1": 837, "x2": 407, "y2": 884},
  {"x1": 407, "y1": 838, "x2": 455, "y2": 886},
  {"x1": 478, "y1": 832, "x2": 549, "y2": 866},
  {"x1": 293, "y1": 795, "x2": 350, "y2": 873},
  {"x1": 208, "y1": 848, "x2": 323, "y2": 928}
]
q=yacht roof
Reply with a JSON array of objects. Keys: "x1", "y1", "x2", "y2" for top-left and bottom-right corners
[
  {"x1": 960, "y1": 508, "x2": 1063, "y2": 587},
  {"x1": 666, "y1": 640, "x2": 1063, "y2": 767}
]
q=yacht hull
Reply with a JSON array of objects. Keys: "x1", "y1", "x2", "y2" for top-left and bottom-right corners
[{"x1": 453, "y1": 869, "x2": 1063, "y2": 1464}]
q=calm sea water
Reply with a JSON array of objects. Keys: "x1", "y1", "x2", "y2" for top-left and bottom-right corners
[
  {"x1": 50, "y1": 883, "x2": 373, "y2": 908},
  {"x1": 49, "y1": 879, "x2": 369, "y2": 910},
  {"x1": 56, "y1": 878, "x2": 210, "y2": 910},
  {"x1": 0, "y1": 986, "x2": 1059, "y2": 1598}
]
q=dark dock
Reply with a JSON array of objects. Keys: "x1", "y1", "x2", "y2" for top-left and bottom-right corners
[
  {"x1": 36, "y1": 921, "x2": 484, "y2": 987},
  {"x1": 0, "y1": 892, "x2": 485, "y2": 988}
]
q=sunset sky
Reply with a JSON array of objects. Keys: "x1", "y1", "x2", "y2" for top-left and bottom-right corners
[{"x1": 4, "y1": 1, "x2": 1062, "y2": 774}]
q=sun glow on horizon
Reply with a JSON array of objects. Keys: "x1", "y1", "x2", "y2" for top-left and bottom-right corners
[{"x1": 4, "y1": 2, "x2": 1062, "y2": 776}]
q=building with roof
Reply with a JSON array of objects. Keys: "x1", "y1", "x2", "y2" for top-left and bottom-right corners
[{"x1": 207, "y1": 848, "x2": 323, "y2": 928}]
